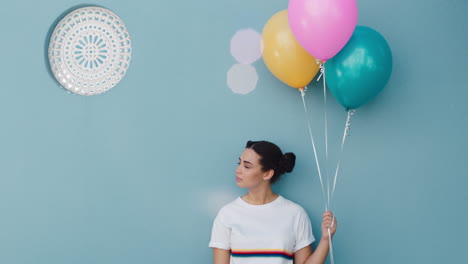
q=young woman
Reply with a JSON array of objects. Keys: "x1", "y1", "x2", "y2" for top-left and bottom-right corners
[{"x1": 209, "y1": 140, "x2": 337, "y2": 264}]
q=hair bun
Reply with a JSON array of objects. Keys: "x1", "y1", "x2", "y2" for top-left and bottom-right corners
[{"x1": 278, "y1": 152, "x2": 296, "y2": 173}]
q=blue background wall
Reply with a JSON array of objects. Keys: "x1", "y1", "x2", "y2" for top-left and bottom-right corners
[{"x1": 0, "y1": 0, "x2": 466, "y2": 263}]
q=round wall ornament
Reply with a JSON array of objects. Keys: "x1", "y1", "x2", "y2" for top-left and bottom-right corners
[{"x1": 48, "y1": 6, "x2": 132, "y2": 95}]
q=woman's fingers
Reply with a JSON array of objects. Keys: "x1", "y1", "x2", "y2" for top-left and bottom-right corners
[
  {"x1": 322, "y1": 211, "x2": 333, "y2": 218},
  {"x1": 322, "y1": 211, "x2": 337, "y2": 229}
]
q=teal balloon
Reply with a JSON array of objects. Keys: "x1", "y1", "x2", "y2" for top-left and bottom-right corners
[{"x1": 325, "y1": 26, "x2": 393, "y2": 109}]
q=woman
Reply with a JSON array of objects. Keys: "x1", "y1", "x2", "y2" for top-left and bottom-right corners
[{"x1": 209, "y1": 140, "x2": 337, "y2": 264}]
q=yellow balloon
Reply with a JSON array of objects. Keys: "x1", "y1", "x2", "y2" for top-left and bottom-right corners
[{"x1": 262, "y1": 10, "x2": 320, "y2": 89}]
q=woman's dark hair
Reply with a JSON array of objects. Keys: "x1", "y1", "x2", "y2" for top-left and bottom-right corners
[{"x1": 245, "y1": 140, "x2": 296, "y2": 184}]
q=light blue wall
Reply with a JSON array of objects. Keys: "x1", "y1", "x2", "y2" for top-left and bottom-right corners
[{"x1": 0, "y1": 0, "x2": 466, "y2": 263}]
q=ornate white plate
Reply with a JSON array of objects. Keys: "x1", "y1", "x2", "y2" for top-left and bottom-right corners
[{"x1": 48, "y1": 6, "x2": 131, "y2": 95}]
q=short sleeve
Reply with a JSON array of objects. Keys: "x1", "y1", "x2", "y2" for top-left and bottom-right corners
[
  {"x1": 208, "y1": 210, "x2": 231, "y2": 250},
  {"x1": 293, "y1": 208, "x2": 315, "y2": 252}
]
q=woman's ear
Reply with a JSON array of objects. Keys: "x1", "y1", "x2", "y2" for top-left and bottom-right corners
[{"x1": 263, "y1": 169, "x2": 274, "y2": 181}]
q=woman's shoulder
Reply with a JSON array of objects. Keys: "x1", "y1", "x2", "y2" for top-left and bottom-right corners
[
  {"x1": 216, "y1": 197, "x2": 242, "y2": 214},
  {"x1": 278, "y1": 196, "x2": 308, "y2": 214}
]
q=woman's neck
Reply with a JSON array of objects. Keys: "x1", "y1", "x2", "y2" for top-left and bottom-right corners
[{"x1": 242, "y1": 188, "x2": 278, "y2": 205}]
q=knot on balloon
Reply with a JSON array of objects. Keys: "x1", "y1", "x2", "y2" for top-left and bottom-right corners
[
  {"x1": 344, "y1": 110, "x2": 356, "y2": 137},
  {"x1": 316, "y1": 62, "x2": 325, "y2": 81},
  {"x1": 300, "y1": 86, "x2": 308, "y2": 97}
]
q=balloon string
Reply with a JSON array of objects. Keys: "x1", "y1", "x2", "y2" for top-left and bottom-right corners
[
  {"x1": 327, "y1": 214, "x2": 336, "y2": 264},
  {"x1": 322, "y1": 63, "x2": 330, "y2": 210},
  {"x1": 319, "y1": 59, "x2": 334, "y2": 264},
  {"x1": 330, "y1": 109, "x2": 356, "y2": 205},
  {"x1": 316, "y1": 61, "x2": 331, "y2": 210},
  {"x1": 326, "y1": 110, "x2": 355, "y2": 264},
  {"x1": 299, "y1": 87, "x2": 328, "y2": 211},
  {"x1": 315, "y1": 61, "x2": 330, "y2": 209},
  {"x1": 327, "y1": 228, "x2": 335, "y2": 264}
]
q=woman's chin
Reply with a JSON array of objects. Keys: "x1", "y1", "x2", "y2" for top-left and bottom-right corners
[{"x1": 236, "y1": 181, "x2": 245, "y2": 188}]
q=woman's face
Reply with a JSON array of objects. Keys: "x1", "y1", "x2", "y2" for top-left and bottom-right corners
[{"x1": 235, "y1": 148, "x2": 272, "y2": 189}]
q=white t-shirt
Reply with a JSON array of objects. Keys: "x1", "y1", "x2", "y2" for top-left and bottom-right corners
[{"x1": 209, "y1": 195, "x2": 315, "y2": 264}]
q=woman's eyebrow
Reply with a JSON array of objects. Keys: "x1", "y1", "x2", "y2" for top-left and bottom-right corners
[{"x1": 239, "y1": 157, "x2": 253, "y2": 165}]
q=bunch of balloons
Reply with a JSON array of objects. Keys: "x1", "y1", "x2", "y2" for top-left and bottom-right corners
[
  {"x1": 262, "y1": 0, "x2": 393, "y2": 109},
  {"x1": 262, "y1": 3, "x2": 393, "y2": 262}
]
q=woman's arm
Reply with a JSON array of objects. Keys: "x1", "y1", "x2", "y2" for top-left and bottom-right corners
[
  {"x1": 213, "y1": 248, "x2": 230, "y2": 264},
  {"x1": 294, "y1": 211, "x2": 337, "y2": 264}
]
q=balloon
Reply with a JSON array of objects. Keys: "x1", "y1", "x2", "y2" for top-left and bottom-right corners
[
  {"x1": 288, "y1": 0, "x2": 358, "y2": 61},
  {"x1": 325, "y1": 26, "x2": 393, "y2": 109},
  {"x1": 262, "y1": 10, "x2": 320, "y2": 89}
]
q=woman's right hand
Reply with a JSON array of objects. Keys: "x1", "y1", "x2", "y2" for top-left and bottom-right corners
[{"x1": 321, "y1": 211, "x2": 337, "y2": 240}]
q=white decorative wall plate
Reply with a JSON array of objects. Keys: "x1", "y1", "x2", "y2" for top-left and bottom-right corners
[{"x1": 48, "y1": 6, "x2": 132, "y2": 95}]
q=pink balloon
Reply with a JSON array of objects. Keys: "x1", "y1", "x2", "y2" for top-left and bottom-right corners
[{"x1": 288, "y1": 0, "x2": 358, "y2": 61}]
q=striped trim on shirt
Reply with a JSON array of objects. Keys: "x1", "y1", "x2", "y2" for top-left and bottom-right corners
[{"x1": 231, "y1": 249, "x2": 293, "y2": 260}]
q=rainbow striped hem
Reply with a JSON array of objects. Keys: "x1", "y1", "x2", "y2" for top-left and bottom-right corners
[{"x1": 231, "y1": 249, "x2": 293, "y2": 260}]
